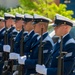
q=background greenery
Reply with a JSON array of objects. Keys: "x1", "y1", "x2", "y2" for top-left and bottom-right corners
[{"x1": 0, "y1": 0, "x2": 74, "y2": 30}]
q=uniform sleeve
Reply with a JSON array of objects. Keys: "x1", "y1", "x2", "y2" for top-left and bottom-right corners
[{"x1": 25, "y1": 59, "x2": 37, "y2": 69}]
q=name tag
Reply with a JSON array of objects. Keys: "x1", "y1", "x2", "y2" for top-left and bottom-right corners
[
  {"x1": 43, "y1": 50, "x2": 48, "y2": 53},
  {"x1": 65, "y1": 52, "x2": 72, "y2": 57},
  {"x1": 0, "y1": 52, "x2": 2, "y2": 57}
]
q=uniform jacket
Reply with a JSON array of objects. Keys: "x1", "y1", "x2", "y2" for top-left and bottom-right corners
[
  {"x1": 24, "y1": 32, "x2": 54, "y2": 75},
  {"x1": 47, "y1": 34, "x2": 75, "y2": 75},
  {"x1": 14, "y1": 30, "x2": 28, "y2": 53}
]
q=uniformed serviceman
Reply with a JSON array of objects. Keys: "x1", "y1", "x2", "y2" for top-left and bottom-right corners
[
  {"x1": 23, "y1": 14, "x2": 39, "y2": 57},
  {"x1": 35, "y1": 14, "x2": 75, "y2": 75},
  {"x1": 0, "y1": 17, "x2": 5, "y2": 75},
  {"x1": 13, "y1": 13, "x2": 28, "y2": 53},
  {"x1": 0, "y1": 13, "x2": 15, "y2": 74},
  {"x1": 16, "y1": 14, "x2": 54, "y2": 75},
  {"x1": 0, "y1": 17, "x2": 5, "y2": 42},
  {"x1": 0, "y1": 17, "x2": 5, "y2": 50},
  {"x1": 1, "y1": 13, "x2": 15, "y2": 53},
  {"x1": 3, "y1": 13, "x2": 15, "y2": 44}
]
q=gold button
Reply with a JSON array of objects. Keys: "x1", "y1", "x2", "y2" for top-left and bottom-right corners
[{"x1": 30, "y1": 50, "x2": 32, "y2": 52}]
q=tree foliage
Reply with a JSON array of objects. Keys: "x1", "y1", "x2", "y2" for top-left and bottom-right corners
[
  {"x1": 0, "y1": 0, "x2": 74, "y2": 31},
  {"x1": 18, "y1": 0, "x2": 74, "y2": 20},
  {"x1": 0, "y1": 0, "x2": 74, "y2": 20}
]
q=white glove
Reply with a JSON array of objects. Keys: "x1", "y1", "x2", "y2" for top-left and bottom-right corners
[
  {"x1": 18, "y1": 55, "x2": 27, "y2": 65},
  {"x1": 13, "y1": 70, "x2": 18, "y2": 75},
  {"x1": 36, "y1": 64, "x2": 47, "y2": 75},
  {"x1": 3, "y1": 45, "x2": 11, "y2": 52},
  {"x1": 9, "y1": 53, "x2": 20, "y2": 60}
]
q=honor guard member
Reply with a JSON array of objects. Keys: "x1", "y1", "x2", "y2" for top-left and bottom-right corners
[
  {"x1": 1, "y1": 13, "x2": 15, "y2": 52},
  {"x1": 9, "y1": 13, "x2": 37, "y2": 61},
  {"x1": 0, "y1": 17, "x2": 5, "y2": 57},
  {"x1": 3, "y1": 13, "x2": 16, "y2": 44},
  {"x1": 7, "y1": 13, "x2": 27, "y2": 74},
  {"x1": 0, "y1": 17, "x2": 5, "y2": 74},
  {"x1": 36, "y1": 14, "x2": 75, "y2": 75},
  {"x1": 23, "y1": 14, "x2": 39, "y2": 57},
  {"x1": 0, "y1": 13, "x2": 15, "y2": 74},
  {"x1": 15, "y1": 14, "x2": 54, "y2": 75},
  {"x1": 13, "y1": 13, "x2": 28, "y2": 53},
  {"x1": 12, "y1": 14, "x2": 39, "y2": 75},
  {"x1": 2, "y1": 13, "x2": 15, "y2": 62},
  {"x1": 0, "y1": 17, "x2": 5, "y2": 42}
]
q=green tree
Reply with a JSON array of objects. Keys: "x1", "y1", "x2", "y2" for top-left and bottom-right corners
[
  {"x1": 0, "y1": 0, "x2": 74, "y2": 31},
  {"x1": 0, "y1": 0, "x2": 74, "y2": 20},
  {"x1": 18, "y1": 0, "x2": 74, "y2": 20}
]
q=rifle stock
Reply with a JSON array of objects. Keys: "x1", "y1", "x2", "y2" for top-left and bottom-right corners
[
  {"x1": 2, "y1": 21, "x2": 9, "y2": 75},
  {"x1": 8, "y1": 25, "x2": 15, "y2": 74},
  {"x1": 18, "y1": 25, "x2": 24, "y2": 75},
  {"x1": 57, "y1": 36, "x2": 67, "y2": 75},
  {"x1": 37, "y1": 28, "x2": 43, "y2": 75}
]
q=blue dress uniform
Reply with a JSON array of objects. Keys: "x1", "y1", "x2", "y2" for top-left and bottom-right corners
[
  {"x1": 0, "y1": 27, "x2": 5, "y2": 52},
  {"x1": 24, "y1": 32, "x2": 54, "y2": 75},
  {"x1": 14, "y1": 30, "x2": 28, "y2": 53},
  {"x1": 0, "y1": 13, "x2": 15, "y2": 50},
  {"x1": 2, "y1": 26, "x2": 16, "y2": 45},
  {"x1": 23, "y1": 30, "x2": 36, "y2": 57},
  {"x1": 47, "y1": 34, "x2": 75, "y2": 75},
  {"x1": 0, "y1": 27, "x2": 5, "y2": 42},
  {"x1": 0, "y1": 13, "x2": 15, "y2": 74},
  {"x1": 0, "y1": 17, "x2": 5, "y2": 41},
  {"x1": 2, "y1": 13, "x2": 15, "y2": 44},
  {"x1": 45, "y1": 14, "x2": 75, "y2": 75},
  {"x1": 0, "y1": 17, "x2": 5, "y2": 74},
  {"x1": 23, "y1": 14, "x2": 54, "y2": 75},
  {"x1": 21, "y1": 14, "x2": 38, "y2": 56},
  {"x1": 14, "y1": 13, "x2": 28, "y2": 53},
  {"x1": 8, "y1": 27, "x2": 18, "y2": 45},
  {"x1": 9, "y1": 14, "x2": 27, "y2": 72}
]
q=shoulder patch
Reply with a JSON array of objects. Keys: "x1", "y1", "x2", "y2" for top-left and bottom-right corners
[
  {"x1": 43, "y1": 35, "x2": 54, "y2": 46},
  {"x1": 65, "y1": 52, "x2": 72, "y2": 57},
  {"x1": 65, "y1": 38, "x2": 75, "y2": 45},
  {"x1": 43, "y1": 50, "x2": 48, "y2": 53}
]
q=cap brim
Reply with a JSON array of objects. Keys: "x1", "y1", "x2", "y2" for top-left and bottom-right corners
[
  {"x1": 52, "y1": 23, "x2": 57, "y2": 27},
  {"x1": 32, "y1": 21, "x2": 39, "y2": 25}
]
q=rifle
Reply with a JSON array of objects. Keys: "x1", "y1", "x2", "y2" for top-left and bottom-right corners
[
  {"x1": 8, "y1": 25, "x2": 15, "y2": 74},
  {"x1": 1, "y1": 21, "x2": 9, "y2": 75},
  {"x1": 37, "y1": 28, "x2": 44, "y2": 75},
  {"x1": 57, "y1": 36, "x2": 67, "y2": 75},
  {"x1": 17, "y1": 25, "x2": 24, "y2": 75}
]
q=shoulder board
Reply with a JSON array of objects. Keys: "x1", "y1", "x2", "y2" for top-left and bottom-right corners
[{"x1": 65, "y1": 38, "x2": 75, "y2": 45}]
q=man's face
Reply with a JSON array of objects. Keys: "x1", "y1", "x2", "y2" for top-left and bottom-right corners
[
  {"x1": 5, "y1": 19, "x2": 15, "y2": 28},
  {"x1": 15, "y1": 20, "x2": 24, "y2": 30},
  {"x1": 0, "y1": 20, "x2": 5, "y2": 29},
  {"x1": 24, "y1": 21, "x2": 33, "y2": 32},
  {"x1": 54, "y1": 24, "x2": 66, "y2": 36},
  {"x1": 34, "y1": 22, "x2": 42, "y2": 34}
]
